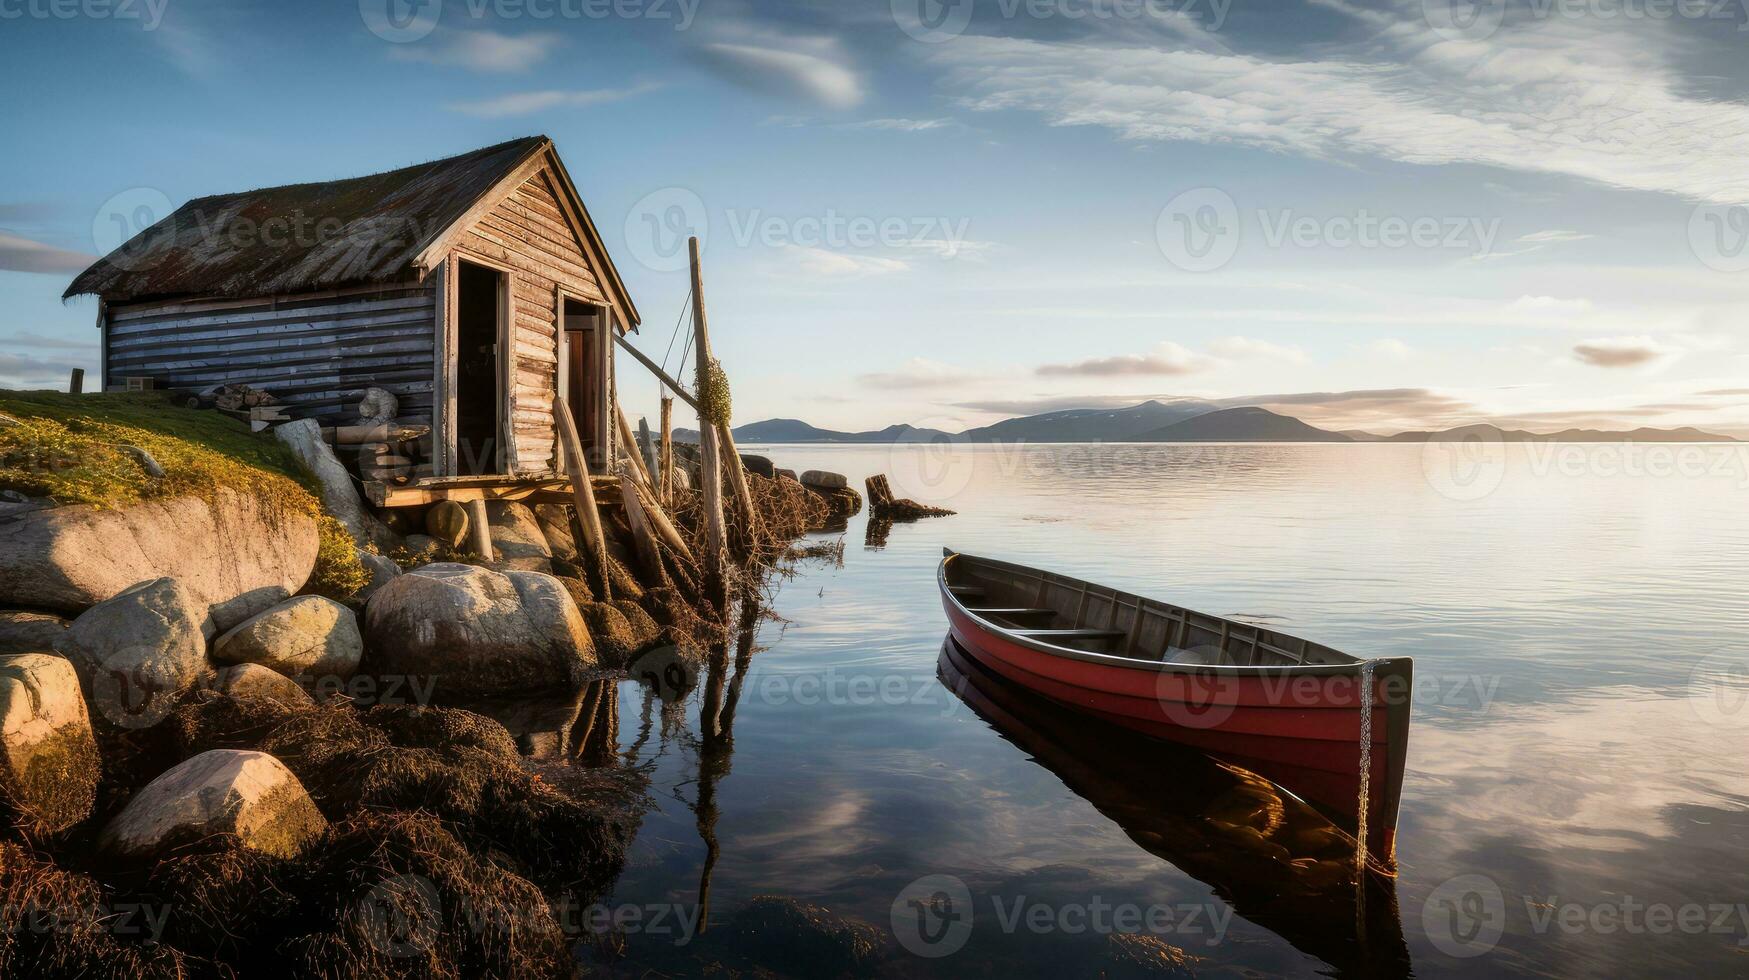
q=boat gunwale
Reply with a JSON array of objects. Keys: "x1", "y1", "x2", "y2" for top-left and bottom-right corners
[{"x1": 940, "y1": 550, "x2": 1411, "y2": 679}]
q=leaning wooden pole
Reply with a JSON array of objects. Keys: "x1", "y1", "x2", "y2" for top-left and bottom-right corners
[
  {"x1": 658, "y1": 396, "x2": 674, "y2": 506},
  {"x1": 690, "y1": 236, "x2": 730, "y2": 608},
  {"x1": 716, "y1": 422, "x2": 760, "y2": 542},
  {"x1": 555, "y1": 394, "x2": 612, "y2": 601},
  {"x1": 616, "y1": 404, "x2": 658, "y2": 493},
  {"x1": 619, "y1": 474, "x2": 666, "y2": 583}
]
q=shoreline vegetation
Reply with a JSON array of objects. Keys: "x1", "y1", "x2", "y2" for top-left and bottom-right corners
[{"x1": 0, "y1": 389, "x2": 905, "y2": 978}]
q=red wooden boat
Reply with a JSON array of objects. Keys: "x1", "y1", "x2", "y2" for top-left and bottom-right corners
[{"x1": 939, "y1": 549, "x2": 1412, "y2": 872}]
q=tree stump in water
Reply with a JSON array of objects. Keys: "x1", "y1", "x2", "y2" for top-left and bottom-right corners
[{"x1": 865, "y1": 474, "x2": 955, "y2": 521}]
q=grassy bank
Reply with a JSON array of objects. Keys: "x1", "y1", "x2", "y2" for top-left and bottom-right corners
[{"x1": 0, "y1": 390, "x2": 366, "y2": 597}]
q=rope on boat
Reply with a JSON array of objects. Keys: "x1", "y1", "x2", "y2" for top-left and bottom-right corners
[{"x1": 1354, "y1": 659, "x2": 1376, "y2": 936}]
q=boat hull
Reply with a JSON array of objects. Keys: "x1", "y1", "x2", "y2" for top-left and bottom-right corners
[{"x1": 939, "y1": 554, "x2": 1411, "y2": 871}]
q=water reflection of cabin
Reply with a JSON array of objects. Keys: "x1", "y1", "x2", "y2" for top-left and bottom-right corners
[{"x1": 64, "y1": 136, "x2": 639, "y2": 499}]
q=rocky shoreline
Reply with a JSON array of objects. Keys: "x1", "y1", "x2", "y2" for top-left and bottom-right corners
[{"x1": 0, "y1": 390, "x2": 862, "y2": 976}]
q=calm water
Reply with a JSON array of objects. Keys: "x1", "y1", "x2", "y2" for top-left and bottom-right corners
[{"x1": 576, "y1": 443, "x2": 1749, "y2": 977}]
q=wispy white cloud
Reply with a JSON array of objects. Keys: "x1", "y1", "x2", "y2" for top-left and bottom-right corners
[
  {"x1": 0, "y1": 232, "x2": 95, "y2": 275},
  {"x1": 768, "y1": 244, "x2": 907, "y2": 279},
  {"x1": 1209, "y1": 336, "x2": 1307, "y2": 363},
  {"x1": 1573, "y1": 336, "x2": 1681, "y2": 369},
  {"x1": 835, "y1": 118, "x2": 955, "y2": 132},
  {"x1": 933, "y1": 10, "x2": 1749, "y2": 203},
  {"x1": 1365, "y1": 337, "x2": 1414, "y2": 359},
  {"x1": 444, "y1": 82, "x2": 661, "y2": 118},
  {"x1": 696, "y1": 37, "x2": 862, "y2": 108},
  {"x1": 392, "y1": 29, "x2": 562, "y2": 73},
  {"x1": 1037, "y1": 341, "x2": 1215, "y2": 377},
  {"x1": 858, "y1": 357, "x2": 979, "y2": 389}
]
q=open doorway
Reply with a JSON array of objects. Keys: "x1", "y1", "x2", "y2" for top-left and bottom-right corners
[
  {"x1": 455, "y1": 260, "x2": 504, "y2": 475},
  {"x1": 562, "y1": 297, "x2": 603, "y2": 470}
]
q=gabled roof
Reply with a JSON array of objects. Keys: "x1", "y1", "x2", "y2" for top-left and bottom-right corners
[{"x1": 65, "y1": 136, "x2": 641, "y2": 326}]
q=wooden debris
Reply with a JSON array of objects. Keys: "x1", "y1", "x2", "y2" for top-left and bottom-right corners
[
  {"x1": 557, "y1": 394, "x2": 613, "y2": 601},
  {"x1": 866, "y1": 473, "x2": 955, "y2": 520},
  {"x1": 619, "y1": 474, "x2": 666, "y2": 583}
]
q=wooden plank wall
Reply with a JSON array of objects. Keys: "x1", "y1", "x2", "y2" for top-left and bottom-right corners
[
  {"x1": 104, "y1": 281, "x2": 436, "y2": 424},
  {"x1": 452, "y1": 168, "x2": 608, "y2": 474}
]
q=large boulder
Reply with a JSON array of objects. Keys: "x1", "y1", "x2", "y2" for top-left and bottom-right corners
[
  {"x1": 55, "y1": 578, "x2": 210, "y2": 729},
  {"x1": 739, "y1": 454, "x2": 774, "y2": 478},
  {"x1": 533, "y1": 504, "x2": 578, "y2": 560},
  {"x1": 212, "y1": 595, "x2": 362, "y2": 683},
  {"x1": 0, "y1": 611, "x2": 69, "y2": 655},
  {"x1": 274, "y1": 419, "x2": 398, "y2": 552},
  {"x1": 0, "y1": 653, "x2": 100, "y2": 833},
  {"x1": 799, "y1": 470, "x2": 847, "y2": 490},
  {"x1": 363, "y1": 563, "x2": 594, "y2": 697},
  {"x1": 0, "y1": 489, "x2": 319, "y2": 617},
  {"x1": 98, "y1": 749, "x2": 327, "y2": 859},
  {"x1": 486, "y1": 501, "x2": 553, "y2": 572},
  {"x1": 424, "y1": 500, "x2": 469, "y2": 550},
  {"x1": 213, "y1": 663, "x2": 315, "y2": 708}
]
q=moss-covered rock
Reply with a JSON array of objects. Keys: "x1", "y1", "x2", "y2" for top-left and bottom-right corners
[{"x1": 0, "y1": 653, "x2": 99, "y2": 834}]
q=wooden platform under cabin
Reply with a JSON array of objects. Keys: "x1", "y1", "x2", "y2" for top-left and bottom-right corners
[{"x1": 364, "y1": 473, "x2": 618, "y2": 508}]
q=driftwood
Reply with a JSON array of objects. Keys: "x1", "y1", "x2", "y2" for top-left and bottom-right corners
[
  {"x1": 331, "y1": 423, "x2": 430, "y2": 446},
  {"x1": 659, "y1": 397, "x2": 674, "y2": 506},
  {"x1": 866, "y1": 474, "x2": 955, "y2": 520},
  {"x1": 716, "y1": 422, "x2": 761, "y2": 544}
]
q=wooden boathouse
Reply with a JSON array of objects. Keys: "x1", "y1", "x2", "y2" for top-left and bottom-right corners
[{"x1": 65, "y1": 136, "x2": 640, "y2": 494}]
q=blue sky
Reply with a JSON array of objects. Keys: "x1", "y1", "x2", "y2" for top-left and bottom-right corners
[{"x1": 4, "y1": 0, "x2": 1749, "y2": 435}]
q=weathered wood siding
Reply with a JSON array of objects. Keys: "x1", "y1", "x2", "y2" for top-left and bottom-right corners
[
  {"x1": 104, "y1": 280, "x2": 436, "y2": 424},
  {"x1": 452, "y1": 168, "x2": 607, "y2": 474}
]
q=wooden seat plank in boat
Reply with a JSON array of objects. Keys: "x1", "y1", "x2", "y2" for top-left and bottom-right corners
[{"x1": 938, "y1": 548, "x2": 1413, "y2": 874}]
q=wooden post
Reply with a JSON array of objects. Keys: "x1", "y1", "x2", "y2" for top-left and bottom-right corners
[
  {"x1": 690, "y1": 237, "x2": 729, "y2": 604},
  {"x1": 556, "y1": 394, "x2": 612, "y2": 601},
  {"x1": 68, "y1": 368, "x2": 84, "y2": 395},
  {"x1": 466, "y1": 499, "x2": 493, "y2": 561},
  {"x1": 619, "y1": 474, "x2": 666, "y2": 582},
  {"x1": 616, "y1": 404, "x2": 658, "y2": 493},
  {"x1": 866, "y1": 474, "x2": 895, "y2": 511},
  {"x1": 658, "y1": 396, "x2": 674, "y2": 505},
  {"x1": 716, "y1": 422, "x2": 759, "y2": 539},
  {"x1": 637, "y1": 415, "x2": 656, "y2": 476},
  {"x1": 618, "y1": 461, "x2": 697, "y2": 564}
]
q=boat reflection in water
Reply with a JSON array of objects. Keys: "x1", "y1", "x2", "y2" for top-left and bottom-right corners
[{"x1": 938, "y1": 637, "x2": 1412, "y2": 977}]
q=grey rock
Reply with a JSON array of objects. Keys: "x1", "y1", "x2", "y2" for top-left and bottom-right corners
[
  {"x1": 213, "y1": 663, "x2": 315, "y2": 707},
  {"x1": 212, "y1": 595, "x2": 363, "y2": 683},
  {"x1": 739, "y1": 454, "x2": 774, "y2": 478},
  {"x1": 800, "y1": 470, "x2": 848, "y2": 490},
  {"x1": 99, "y1": 749, "x2": 327, "y2": 859},
  {"x1": 54, "y1": 578, "x2": 210, "y2": 730},
  {"x1": 0, "y1": 490, "x2": 319, "y2": 617},
  {"x1": 354, "y1": 549, "x2": 402, "y2": 604},
  {"x1": 362, "y1": 563, "x2": 594, "y2": 697},
  {"x1": 274, "y1": 419, "x2": 397, "y2": 552},
  {"x1": 533, "y1": 504, "x2": 578, "y2": 560},
  {"x1": 0, "y1": 611, "x2": 69, "y2": 655},
  {"x1": 486, "y1": 501, "x2": 553, "y2": 572},
  {"x1": 0, "y1": 653, "x2": 100, "y2": 832}
]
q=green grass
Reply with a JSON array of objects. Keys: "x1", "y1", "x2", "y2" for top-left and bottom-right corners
[{"x1": 0, "y1": 390, "x2": 369, "y2": 599}]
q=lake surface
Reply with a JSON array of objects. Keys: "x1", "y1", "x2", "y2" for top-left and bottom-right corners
[{"x1": 585, "y1": 442, "x2": 1749, "y2": 977}]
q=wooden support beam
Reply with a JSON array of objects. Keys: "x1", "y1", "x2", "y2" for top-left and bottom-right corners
[
  {"x1": 68, "y1": 368, "x2": 83, "y2": 395},
  {"x1": 613, "y1": 333, "x2": 701, "y2": 412},
  {"x1": 690, "y1": 237, "x2": 729, "y2": 606},
  {"x1": 466, "y1": 499, "x2": 493, "y2": 561},
  {"x1": 637, "y1": 415, "x2": 656, "y2": 476},
  {"x1": 556, "y1": 394, "x2": 612, "y2": 601},
  {"x1": 659, "y1": 396, "x2": 674, "y2": 506},
  {"x1": 616, "y1": 404, "x2": 658, "y2": 494},
  {"x1": 620, "y1": 474, "x2": 665, "y2": 582},
  {"x1": 619, "y1": 460, "x2": 696, "y2": 565}
]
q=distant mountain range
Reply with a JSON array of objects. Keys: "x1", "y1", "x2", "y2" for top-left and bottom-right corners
[{"x1": 675, "y1": 400, "x2": 1739, "y2": 444}]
